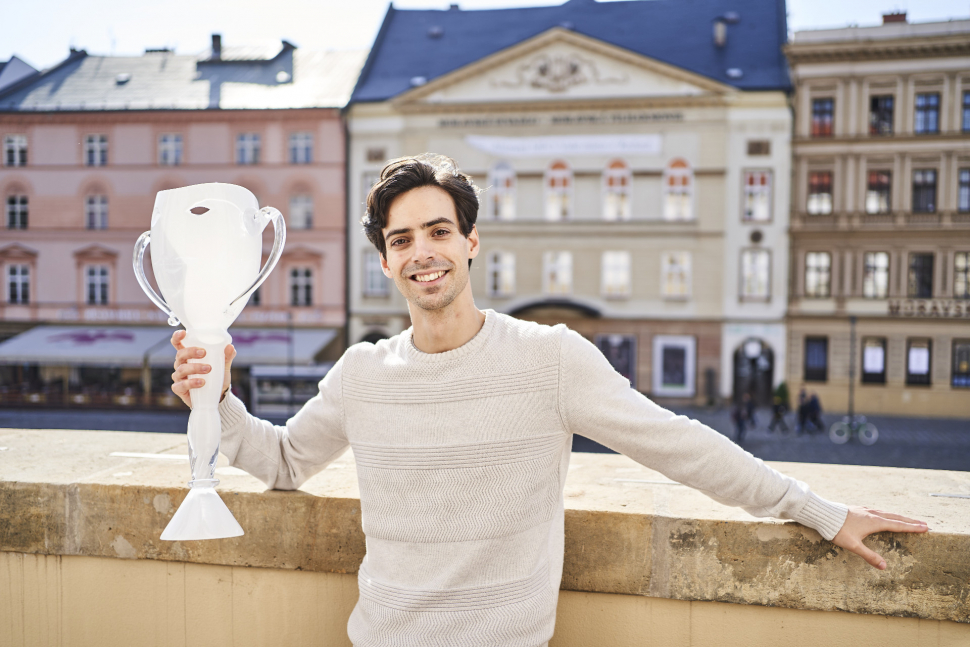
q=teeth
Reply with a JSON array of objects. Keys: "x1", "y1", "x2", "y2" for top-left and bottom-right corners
[{"x1": 414, "y1": 271, "x2": 445, "y2": 282}]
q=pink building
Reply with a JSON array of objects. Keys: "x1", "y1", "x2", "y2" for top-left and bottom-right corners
[{"x1": 0, "y1": 38, "x2": 364, "y2": 410}]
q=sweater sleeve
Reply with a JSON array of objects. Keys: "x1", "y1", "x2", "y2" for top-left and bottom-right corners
[
  {"x1": 558, "y1": 328, "x2": 848, "y2": 541},
  {"x1": 216, "y1": 355, "x2": 349, "y2": 491}
]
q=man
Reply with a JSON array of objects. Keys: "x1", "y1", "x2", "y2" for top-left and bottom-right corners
[{"x1": 170, "y1": 154, "x2": 927, "y2": 647}]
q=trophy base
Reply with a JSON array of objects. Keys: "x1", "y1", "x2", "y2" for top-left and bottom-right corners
[{"x1": 160, "y1": 481, "x2": 244, "y2": 541}]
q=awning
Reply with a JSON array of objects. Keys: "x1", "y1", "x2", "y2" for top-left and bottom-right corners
[{"x1": 0, "y1": 325, "x2": 338, "y2": 368}]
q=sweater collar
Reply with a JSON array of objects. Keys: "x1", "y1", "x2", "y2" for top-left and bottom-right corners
[{"x1": 402, "y1": 309, "x2": 496, "y2": 363}]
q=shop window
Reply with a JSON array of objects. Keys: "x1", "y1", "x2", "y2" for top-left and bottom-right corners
[
  {"x1": 869, "y1": 95, "x2": 894, "y2": 136},
  {"x1": 652, "y1": 335, "x2": 696, "y2": 397},
  {"x1": 861, "y1": 337, "x2": 887, "y2": 384},
  {"x1": 811, "y1": 98, "x2": 834, "y2": 137},
  {"x1": 743, "y1": 170, "x2": 772, "y2": 221},
  {"x1": 907, "y1": 253, "x2": 934, "y2": 299},
  {"x1": 804, "y1": 337, "x2": 828, "y2": 382},
  {"x1": 906, "y1": 338, "x2": 932, "y2": 386},
  {"x1": 602, "y1": 159, "x2": 631, "y2": 221},
  {"x1": 952, "y1": 340, "x2": 970, "y2": 388},
  {"x1": 865, "y1": 171, "x2": 891, "y2": 214},
  {"x1": 486, "y1": 251, "x2": 515, "y2": 298},
  {"x1": 807, "y1": 171, "x2": 832, "y2": 214},
  {"x1": 804, "y1": 252, "x2": 831, "y2": 298},
  {"x1": 863, "y1": 251, "x2": 889, "y2": 299}
]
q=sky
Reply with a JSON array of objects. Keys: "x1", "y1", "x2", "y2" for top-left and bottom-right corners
[{"x1": 2, "y1": 0, "x2": 967, "y2": 72}]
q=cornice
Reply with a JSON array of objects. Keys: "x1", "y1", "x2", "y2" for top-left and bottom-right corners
[
  {"x1": 394, "y1": 94, "x2": 732, "y2": 116},
  {"x1": 784, "y1": 34, "x2": 970, "y2": 65},
  {"x1": 0, "y1": 108, "x2": 340, "y2": 125}
]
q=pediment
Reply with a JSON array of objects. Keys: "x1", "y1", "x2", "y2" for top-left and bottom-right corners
[
  {"x1": 0, "y1": 243, "x2": 38, "y2": 261},
  {"x1": 395, "y1": 28, "x2": 732, "y2": 108},
  {"x1": 73, "y1": 244, "x2": 118, "y2": 261}
]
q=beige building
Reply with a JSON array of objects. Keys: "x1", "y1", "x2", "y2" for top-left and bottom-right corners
[
  {"x1": 785, "y1": 13, "x2": 970, "y2": 418},
  {"x1": 348, "y1": 2, "x2": 794, "y2": 406}
]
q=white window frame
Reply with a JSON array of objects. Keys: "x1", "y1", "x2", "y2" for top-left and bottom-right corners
[
  {"x1": 742, "y1": 169, "x2": 772, "y2": 222},
  {"x1": 85, "y1": 265, "x2": 109, "y2": 305},
  {"x1": 289, "y1": 131, "x2": 313, "y2": 164},
  {"x1": 486, "y1": 251, "x2": 516, "y2": 298},
  {"x1": 487, "y1": 162, "x2": 516, "y2": 221},
  {"x1": 363, "y1": 251, "x2": 389, "y2": 298},
  {"x1": 6, "y1": 194, "x2": 28, "y2": 229},
  {"x1": 158, "y1": 133, "x2": 183, "y2": 166},
  {"x1": 601, "y1": 251, "x2": 631, "y2": 298},
  {"x1": 807, "y1": 171, "x2": 833, "y2": 215},
  {"x1": 804, "y1": 251, "x2": 831, "y2": 298},
  {"x1": 544, "y1": 160, "x2": 572, "y2": 221},
  {"x1": 289, "y1": 267, "x2": 313, "y2": 306},
  {"x1": 543, "y1": 251, "x2": 572, "y2": 295},
  {"x1": 662, "y1": 159, "x2": 693, "y2": 221},
  {"x1": 7, "y1": 263, "x2": 29, "y2": 304},
  {"x1": 289, "y1": 194, "x2": 313, "y2": 230},
  {"x1": 84, "y1": 134, "x2": 108, "y2": 167},
  {"x1": 602, "y1": 159, "x2": 632, "y2": 221},
  {"x1": 652, "y1": 335, "x2": 696, "y2": 397},
  {"x1": 236, "y1": 133, "x2": 261, "y2": 165},
  {"x1": 661, "y1": 251, "x2": 691, "y2": 299},
  {"x1": 85, "y1": 194, "x2": 108, "y2": 230},
  {"x1": 4, "y1": 134, "x2": 27, "y2": 167},
  {"x1": 740, "y1": 248, "x2": 771, "y2": 301}
]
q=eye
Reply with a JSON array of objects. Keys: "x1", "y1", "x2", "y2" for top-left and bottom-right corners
[{"x1": 434, "y1": 228, "x2": 449, "y2": 236}]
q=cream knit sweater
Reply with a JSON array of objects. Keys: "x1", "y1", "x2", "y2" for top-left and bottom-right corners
[{"x1": 217, "y1": 310, "x2": 848, "y2": 647}]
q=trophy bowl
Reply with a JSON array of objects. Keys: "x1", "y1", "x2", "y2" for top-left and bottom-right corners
[{"x1": 133, "y1": 183, "x2": 286, "y2": 540}]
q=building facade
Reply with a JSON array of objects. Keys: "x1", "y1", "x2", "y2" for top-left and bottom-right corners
[
  {"x1": 785, "y1": 14, "x2": 970, "y2": 418},
  {"x1": 0, "y1": 39, "x2": 364, "y2": 405},
  {"x1": 347, "y1": 0, "x2": 792, "y2": 406}
]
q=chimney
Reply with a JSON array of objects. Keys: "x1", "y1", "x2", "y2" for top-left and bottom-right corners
[
  {"x1": 882, "y1": 12, "x2": 907, "y2": 24},
  {"x1": 211, "y1": 34, "x2": 222, "y2": 60}
]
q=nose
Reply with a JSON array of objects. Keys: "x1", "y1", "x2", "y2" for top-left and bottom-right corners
[{"x1": 410, "y1": 234, "x2": 437, "y2": 264}]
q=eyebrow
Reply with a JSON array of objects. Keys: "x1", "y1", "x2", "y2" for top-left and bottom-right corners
[{"x1": 384, "y1": 217, "x2": 456, "y2": 243}]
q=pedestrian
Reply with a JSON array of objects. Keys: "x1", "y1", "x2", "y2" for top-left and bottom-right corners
[
  {"x1": 170, "y1": 154, "x2": 928, "y2": 646},
  {"x1": 808, "y1": 392, "x2": 824, "y2": 432},
  {"x1": 796, "y1": 387, "x2": 809, "y2": 434},
  {"x1": 767, "y1": 394, "x2": 789, "y2": 433},
  {"x1": 743, "y1": 391, "x2": 757, "y2": 430},
  {"x1": 731, "y1": 400, "x2": 746, "y2": 444}
]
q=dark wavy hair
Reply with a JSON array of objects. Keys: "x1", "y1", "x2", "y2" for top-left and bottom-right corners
[{"x1": 362, "y1": 153, "x2": 481, "y2": 267}]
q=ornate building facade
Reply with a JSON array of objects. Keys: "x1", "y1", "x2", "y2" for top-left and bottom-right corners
[{"x1": 785, "y1": 14, "x2": 970, "y2": 417}]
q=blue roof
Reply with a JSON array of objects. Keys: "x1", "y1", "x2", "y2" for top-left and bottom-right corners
[{"x1": 352, "y1": 0, "x2": 790, "y2": 103}]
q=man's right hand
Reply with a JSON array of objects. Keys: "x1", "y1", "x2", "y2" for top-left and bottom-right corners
[{"x1": 170, "y1": 330, "x2": 236, "y2": 408}]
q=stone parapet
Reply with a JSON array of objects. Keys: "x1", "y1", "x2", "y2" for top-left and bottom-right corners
[{"x1": 0, "y1": 428, "x2": 967, "y2": 624}]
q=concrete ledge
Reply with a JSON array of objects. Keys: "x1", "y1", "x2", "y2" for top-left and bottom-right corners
[{"x1": 1, "y1": 428, "x2": 968, "y2": 624}]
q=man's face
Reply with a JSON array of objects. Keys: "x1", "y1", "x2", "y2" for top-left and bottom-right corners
[{"x1": 380, "y1": 185, "x2": 479, "y2": 312}]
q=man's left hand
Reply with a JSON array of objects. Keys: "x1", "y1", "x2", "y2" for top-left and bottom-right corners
[{"x1": 832, "y1": 506, "x2": 929, "y2": 570}]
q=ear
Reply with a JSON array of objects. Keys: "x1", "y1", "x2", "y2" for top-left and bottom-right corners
[
  {"x1": 466, "y1": 225, "x2": 480, "y2": 261},
  {"x1": 379, "y1": 252, "x2": 392, "y2": 278}
]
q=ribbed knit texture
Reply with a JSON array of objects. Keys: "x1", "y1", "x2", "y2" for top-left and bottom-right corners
[{"x1": 218, "y1": 310, "x2": 848, "y2": 646}]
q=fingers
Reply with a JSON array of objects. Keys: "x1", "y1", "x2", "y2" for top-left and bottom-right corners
[
  {"x1": 868, "y1": 509, "x2": 929, "y2": 528},
  {"x1": 172, "y1": 362, "x2": 211, "y2": 382},
  {"x1": 846, "y1": 540, "x2": 887, "y2": 570},
  {"x1": 173, "y1": 345, "x2": 206, "y2": 369},
  {"x1": 170, "y1": 329, "x2": 186, "y2": 351}
]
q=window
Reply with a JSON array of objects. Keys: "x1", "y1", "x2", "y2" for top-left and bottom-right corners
[
  {"x1": 236, "y1": 133, "x2": 260, "y2": 165},
  {"x1": 652, "y1": 335, "x2": 696, "y2": 397},
  {"x1": 740, "y1": 249, "x2": 770, "y2": 301},
  {"x1": 158, "y1": 133, "x2": 182, "y2": 166},
  {"x1": 251, "y1": 287, "x2": 261, "y2": 306},
  {"x1": 746, "y1": 140, "x2": 770, "y2": 156},
  {"x1": 906, "y1": 338, "x2": 932, "y2": 386},
  {"x1": 954, "y1": 252, "x2": 970, "y2": 298},
  {"x1": 914, "y1": 93, "x2": 940, "y2": 134},
  {"x1": 595, "y1": 334, "x2": 637, "y2": 389},
  {"x1": 290, "y1": 267, "x2": 312, "y2": 306},
  {"x1": 908, "y1": 253, "x2": 934, "y2": 299},
  {"x1": 861, "y1": 338, "x2": 887, "y2": 385},
  {"x1": 912, "y1": 170, "x2": 937, "y2": 213},
  {"x1": 963, "y1": 91, "x2": 970, "y2": 132},
  {"x1": 85, "y1": 195, "x2": 108, "y2": 230},
  {"x1": 544, "y1": 160, "x2": 571, "y2": 221},
  {"x1": 742, "y1": 170, "x2": 772, "y2": 221},
  {"x1": 3, "y1": 135, "x2": 27, "y2": 167},
  {"x1": 486, "y1": 251, "x2": 515, "y2": 298},
  {"x1": 543, "y1": 251, "x2": 572, "y2": 295},
  {"x1": 289, "y1": 194, "x2": 313, "y2": 229},
  {"x1": 959, "y1": 169, "x2": 970, "y2": 213},
  {"x1": 289, "y1": 132, "x2": 313, "y2": 164},
  {"x1": 7, "y1": 264, "x2": 29, "y2": 304},
  {"x1": 807, "y1": 171, "x2": 833, "y2": 214},
  {"x1": 804, "y1": 252, "x2": 831, "y2": 298},
  {"x1": 863, "y1": 252, "x2": 889, "y2": 298},
  {"x1": 865, "y1": 171, "x2": 891, "y2": 214},
  {"x1": 663, "y1": 159, "x2": 693, "y2": 221},
  {"x1": 811, "y1": 98, "x2": 834, "y2": 137},
  {"x1": 601, "y1": 251, "x2": 631, "y2": 298},
  {"x1": 6, "y1": 195, "x2": 27, "y2": 229},
  {"x1": 84, "y1": 134, "x2": 108, "y2": 166},
  {"x1": 804, "y1": 337, "x2": 828, "y2": 382},
  {"x1": 86, "y1": 265, "x2": 109, "y2": 305},
  {"x1": 487, "y1": 162, "x2": 516, "y2": 221},
  {"x1": 953, "y1": 340, "x2": 970, "y2": 388},
  {"x1": 363, "y1": 251, "x2": 389, "y2": 298},
  {"x1": 869, "y1": 95, "x2": 894, "y2": 136},
  {"x1": 661, "y1": 251, "x2": 691, "y2": 298},
  {"x1": 602, "y1": 159, "x2": 631, "y2": 221}
]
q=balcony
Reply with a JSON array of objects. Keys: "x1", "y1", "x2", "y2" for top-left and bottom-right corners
[
  {"x1": 791, "y1": 211, "x2": 970, "y2": 231},
  {"x1": 1, "y1": 428, "x2": 967, "y2": 646}
]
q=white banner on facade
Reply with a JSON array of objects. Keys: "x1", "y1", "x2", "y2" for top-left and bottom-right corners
[{"x1": 465, "y1": 134, "x2": 662, "y2": 158}]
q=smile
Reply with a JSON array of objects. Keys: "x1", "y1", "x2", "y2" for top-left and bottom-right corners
[{"x1": 411, "y1": 270, "x2": 448, "y2": 284}]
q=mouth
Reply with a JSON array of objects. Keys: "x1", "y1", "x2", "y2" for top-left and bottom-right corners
[{"x1": 409, "y1": 269, "x2": 449, "y2": 286}]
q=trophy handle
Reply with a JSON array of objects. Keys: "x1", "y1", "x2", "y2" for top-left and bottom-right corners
[
  {"x1": 227, "y1": 207, "x2": 287, "y2": 314},
  {"x1": 133, "y1": 231, "x2": 181, "y2": 327}
]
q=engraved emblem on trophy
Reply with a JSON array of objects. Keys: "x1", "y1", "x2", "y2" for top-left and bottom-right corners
[{"x1": 133, "y1": 183, "x2": 286, "y2": 540}]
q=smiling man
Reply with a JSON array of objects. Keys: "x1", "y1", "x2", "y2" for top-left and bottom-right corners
[{"x1": 170, "y1": 153, "x2": 928, "y2": 647}]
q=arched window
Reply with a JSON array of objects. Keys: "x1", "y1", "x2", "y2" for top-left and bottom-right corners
[
  {"x1": 663, "y1": 158, "x2": 693, "y2": 221},
  {"x1": 487, "y1": 162, "x2": 516, "y2": 221},
  {"x1": 602, "y1": 159, "x2": 631, "y2": 221},
  {"x1": 544, "y1": 160, "x2": 572, "y2": 221},
  {"x1": 85, "y1": 194, "x2": 108, "y2": 230},
  {"x1": 5, "y1": 194, "x2": 28, "y2": 229},
  {"x1": 289, "y1": 193, "x2": 313, "y2": 229}
]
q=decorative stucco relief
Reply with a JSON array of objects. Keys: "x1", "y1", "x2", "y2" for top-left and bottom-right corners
[{"x1": 490, "y1": 54, "x2": 628, "y2": 93}]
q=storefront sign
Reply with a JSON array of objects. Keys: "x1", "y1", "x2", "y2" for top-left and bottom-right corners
[{"x1": 887, "y1": 300, "x2": 970, "y2": 318}]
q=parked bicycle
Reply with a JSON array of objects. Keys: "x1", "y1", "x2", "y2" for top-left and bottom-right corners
[{"x1": 829, "y1": 414, "x2": 879, "y2": 445}]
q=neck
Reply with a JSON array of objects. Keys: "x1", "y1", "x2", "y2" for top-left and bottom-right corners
[{"x1": 408, "y1": 285, "x2": 485, "y2": 354}]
